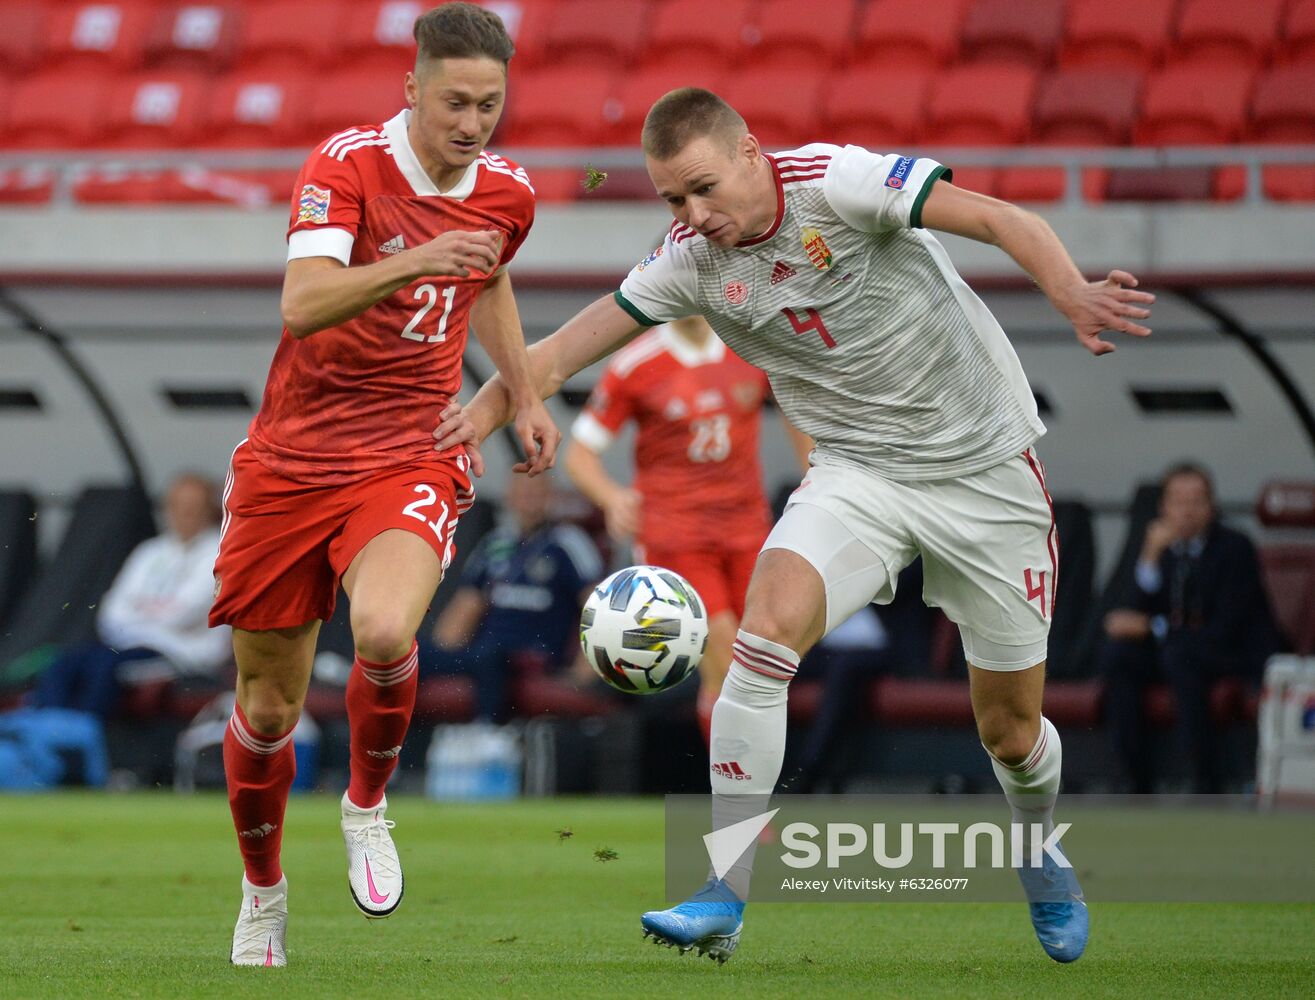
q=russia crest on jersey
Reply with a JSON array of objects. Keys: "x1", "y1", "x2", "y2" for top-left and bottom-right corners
[{"x1": 297, "y1": 184, "x2": 331, "y2": 224}]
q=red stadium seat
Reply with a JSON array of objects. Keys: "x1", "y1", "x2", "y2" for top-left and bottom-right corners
[
  {"x1": 1248, "y1": 66, "x2": 1315, "y2": 143},
  {"x1": 1262, "y1": 166, "x2": 1315, "y2": 203},
  {"x1": 476, "y1": 0, "x2": 554, "y2": 66},
  {"x1": 339, "y1": 0, "x2": 429, "y2": 77},
  {"x1": 8, "y1": 69, "x2": 114, "y2": 148},
  {"x1": 233, "y1": 0, "x2": 347, "y2": 71},
  {"x1": 942, "y1": 165, "x2": 998, "y2": 198},
  {"x1": 924, "y1": 63, "x2": 1039, "y2": 145},
  {"x1": 852, "y1": 0, "x2": 967, "y2": 72},
  {"x1": 1210, "y1": 165, "x2": 1248, "y2": 203},
  {"x1": 499, "y1": 63, "x2": 615, "y2": 146},
  {"x1": 304, "y1": 68, "x2": 409, "y2": 143},
  {"x1": 73, "y1": 167, "x2": 294, "y2": 207},
  {"x1": 996, "y1": 166, "x2": 1107, "y2": 203},
  {"x1": 207, "y1": 69, "x2": 313, "y2": 147},
  {"x1": 103, "y1": 72, "x2": 209, "y2": 147},
  {"x1": 719, "y1": 64, "x2": 825, "y2": 148},
  {"x1": 525, "y1": 167, "x2": 585, "y2": 202},
  {"x1": 542, "y1": 0, "x2": 649, "y2": 70},
  {"x1": 0, "y1": 0, "x2": 50, "y2": 73},
  {"x1": 1283, "y1": 0, "x2": 1315, "y2": 63},
  {"x1": 1032, "y1": 68, "x2": 1142, "y2": 145},
  {"x1": 995, "y1": 167, "x2": 1065, "y2": 203},
  {"x1": 1260, "y1": 545, "x2": 1315, "y2": 655},
  {"x1": 646, "y1": 0, "x2": 754, "y2": 66},
  {"x1": 1136, "y1": 64, "x2": 1255, "y2": 145},
  {"x1": 959, "y1": 0, "x2": 1065, "y2": 67},
  {"x1": 43, "y1": 1, "x2": 156, "y2": 71},
  {"x1": 749, "y1": 0, "x2": 858, "y2": 68},
  {"x1": 599, "y1": 64, "x2": 726, "y2": 146},
  {"x1": 1060, "y1": 0, "x2": 1175, "y2": 71},
  {"x1": 1174, "y1": 0, "x2": 1283, "y2": 70},
  {"x1": 1104, "y1": 167, "x2": 1216, "y2": 201},
  {"x1": 144, "y1": 2, "x2": 242, "y2": 71},
  {"x1": 821, "y1": 65, "x2": 934, "y2": 147},
  {"x1": 0, "y1": 167, "x2": 56, "y2": 205}
]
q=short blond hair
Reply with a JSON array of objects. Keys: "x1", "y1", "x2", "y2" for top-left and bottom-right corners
[{"x1": 642, "y1": 87, "x2": 747, "y2": 160}]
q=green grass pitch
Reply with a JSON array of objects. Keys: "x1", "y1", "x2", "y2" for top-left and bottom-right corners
[{"x1": 2, "y1": 793, "x2": 1312, "y2": 998}]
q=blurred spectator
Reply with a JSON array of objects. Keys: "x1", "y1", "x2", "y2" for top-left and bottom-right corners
[
  {"x1": 30, "y1": 473, "x2": 230, "y2": 717},
  {"x1": 419, "y1": 473, "x2": 603, "y2": 721},
  {"x1": 1099, "y1": 463, "x2": 1280, "y2": 793}
]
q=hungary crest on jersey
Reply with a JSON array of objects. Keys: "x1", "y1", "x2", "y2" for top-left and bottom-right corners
[{"x1": 801, "y1": 226, "x2": 833, "y2": 271}]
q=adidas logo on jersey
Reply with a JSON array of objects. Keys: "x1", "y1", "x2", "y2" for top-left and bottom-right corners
[
  {"x1": 378, "y1": 234, "x2": 406, "y2": 255},
  {"x1": 770, "y1": 260, "x2": 797, "y2": 285}
]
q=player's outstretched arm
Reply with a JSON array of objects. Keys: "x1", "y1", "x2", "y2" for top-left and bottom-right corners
[
  {"x1": 433, "y1": 294, "x2": 647, "y2": 470},
  {"x1": 563, "y1": 439, "x2": 642, "y2": 543},
  {"x1": 471, "y1": 270, "x2": 560, "y2": 476},
  {"x1": 280, "y1": 230, "x2": 503, "y2": 337},
  {"x1": 919, "y1": 182, "x2": 1155, "y2": 356}
]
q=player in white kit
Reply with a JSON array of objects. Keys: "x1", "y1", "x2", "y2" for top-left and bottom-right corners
[{"x1": 434, "y1": 88, "x2": 1154, "y2": 965}]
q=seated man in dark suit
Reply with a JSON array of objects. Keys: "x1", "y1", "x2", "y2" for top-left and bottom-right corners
[{"x1": 1099, "y1": 463, "x2": 1279, "y2": 792}]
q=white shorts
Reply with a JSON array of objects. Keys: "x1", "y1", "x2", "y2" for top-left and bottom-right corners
[{"x1": 763, "y1": 448, "x2": 1056, "y2": 671}]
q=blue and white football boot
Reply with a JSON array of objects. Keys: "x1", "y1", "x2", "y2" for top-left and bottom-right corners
[
  {"x1": 1017, "y1": 839, "x2": 1088, "y2": 963},
  {"x1": 641, "y1": 879, "x2": 745, "y2": 964}
]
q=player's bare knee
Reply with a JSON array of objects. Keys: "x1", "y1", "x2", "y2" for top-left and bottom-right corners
[
  {"x1": 240, "y1": 691, "x2": 302, "y2": 736},
  {"x1": 352, "y1": 612, "x2": 415, "y2": 665},
  {"x1": 977, "y1": 711, "x2": 1039, "y2": 765}
]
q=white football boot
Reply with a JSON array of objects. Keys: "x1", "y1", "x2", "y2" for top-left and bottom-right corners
[
  {"x1": 341, "y1": 792, "x2": 404, "y2": 918},
  {"x1": 230, "y1": 875, "x2": 288, "y2": 967}
]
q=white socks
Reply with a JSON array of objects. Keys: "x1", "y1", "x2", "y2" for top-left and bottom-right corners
[
  {"x1": 988, "y1": 716, "x2": 1062, "y2": 837},
  {"x1": 707, "y1": 630, "x2": 798, "y2": 900}
]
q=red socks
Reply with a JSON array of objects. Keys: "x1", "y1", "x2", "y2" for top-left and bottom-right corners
[
  {"x1": 224, "y1": 701, "x2": 296, "y2": 887},
  {"x1": 345, "y1": 641, "x2": 419, "y2": 809}
]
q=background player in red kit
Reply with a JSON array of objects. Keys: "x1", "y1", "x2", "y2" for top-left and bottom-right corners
[
  {"x1": 563, "y1": 314, "x2": 808, "y2": 744},
  {"x1": 210, "y1": 3, "x2": 558, "y2": 966}
]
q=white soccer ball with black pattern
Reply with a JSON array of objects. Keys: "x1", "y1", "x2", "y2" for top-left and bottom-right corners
[{"x1": 579, "y1": 565, "x2": 707, "y2": 695}]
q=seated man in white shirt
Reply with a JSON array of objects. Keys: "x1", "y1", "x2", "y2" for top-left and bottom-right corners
[{"x1": 31, "y1": 473, "x2": 231, "y2": 717}]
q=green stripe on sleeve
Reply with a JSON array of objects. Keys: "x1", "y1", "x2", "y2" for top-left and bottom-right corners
[
  {"x1": 613, "y1": 290, "x2": 660, "y2": 328},
  {"x1": 910, "y1": 164, "x2": 952, "y2": 230}
]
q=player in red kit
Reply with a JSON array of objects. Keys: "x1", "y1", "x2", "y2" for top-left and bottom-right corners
[
  {"x1": 563, "y1": 314, "x2": 809, "y2": 743},
  {"x1": 211, "y1": 4, "x2": 558, "y2": 967}
]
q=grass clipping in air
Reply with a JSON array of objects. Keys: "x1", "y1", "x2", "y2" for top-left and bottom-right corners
[{"x1": 582, "y1": 165, "x2": 608, "y2": 193}]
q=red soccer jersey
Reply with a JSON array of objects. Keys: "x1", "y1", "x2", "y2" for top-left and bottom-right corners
[
  {"x1": 573, "y1": 328, "x2": 773, "y2": 551},
  {"x1": 246, "y1": 110, "x2": 536, "y2": 484}
]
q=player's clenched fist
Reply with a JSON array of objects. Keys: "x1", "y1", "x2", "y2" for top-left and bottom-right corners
[{"x1": 412, "y1": 229, "x2": 503, "y2": 278}]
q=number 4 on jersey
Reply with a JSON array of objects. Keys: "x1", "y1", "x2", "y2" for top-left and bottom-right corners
[{"x1": 782, "y1": 307, "x2": 836, "y2": 349}]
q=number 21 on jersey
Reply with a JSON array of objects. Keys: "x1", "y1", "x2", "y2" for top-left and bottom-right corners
[{"x1": 401, "y1": 283, "x2": 456, "y2": 343}]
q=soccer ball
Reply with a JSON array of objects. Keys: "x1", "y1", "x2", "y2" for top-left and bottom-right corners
[{"x1": 580, "y1": 565, "x2": 707, "y2": 694}]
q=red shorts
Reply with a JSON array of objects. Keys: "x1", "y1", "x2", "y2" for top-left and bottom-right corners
[
  {"x1": 634, "y1": 542, "x2": 762, "y2": 620},
  {"x1": 210, "y1": 441, "x2": 475, "y2": 631}
]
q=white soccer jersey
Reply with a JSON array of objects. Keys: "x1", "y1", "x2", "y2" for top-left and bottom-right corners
[{"x1": 615, "y1": 144, "x2": 1045, "y2": 481}]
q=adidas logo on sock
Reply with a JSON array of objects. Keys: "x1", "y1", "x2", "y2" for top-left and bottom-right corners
[
  {"x1": 711, "y1": 761, "x2": 751, "y2": 780},
  {"x1": 769, "y1": 260, "x2": 797, "y2": 285},
  {"x1": 367, "y1": 745, "x2": 402, "y2": 760},
  {"x1": 239, "y1": 822, "x2": 277, "y2": 839},
  {"x1": 378, "y1": 234, "x2": 406, "y2": 255}
]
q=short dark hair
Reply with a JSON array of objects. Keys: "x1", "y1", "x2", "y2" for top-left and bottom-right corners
[
  {"x1": 1162, "y1": 461, "x2": 1214, "y2": 498},
  {"x1": 413, "y1": 2, "x2": 515, "y2": 68},
  {"x1": 642, "y1": 87, "x2": 747, "y2": 160}
]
